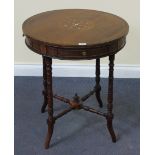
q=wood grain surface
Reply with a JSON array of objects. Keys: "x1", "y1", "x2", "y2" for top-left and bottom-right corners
[{"x1": 23, "y1": 9, "x2": 129, "y2": 47}]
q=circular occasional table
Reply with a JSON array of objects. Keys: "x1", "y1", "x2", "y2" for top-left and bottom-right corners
[{"x1": 22, "y1": 9, "x2": 129, "y2": 149}]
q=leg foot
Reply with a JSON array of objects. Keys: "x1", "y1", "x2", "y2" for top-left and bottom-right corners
[
  {"x1": 44, "y1": 119, "x2": 55, "y2": 149},
  {"x1": 106, "y1": 115, "x2": 116, "y2": 142}
]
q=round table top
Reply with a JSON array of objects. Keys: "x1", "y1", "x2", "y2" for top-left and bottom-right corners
[{"x1": 22, "y1": 9, "x2": 129, "y2": 47}]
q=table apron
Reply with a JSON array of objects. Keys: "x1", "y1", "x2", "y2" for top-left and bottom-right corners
[{"x1": 25, "y1": 36, "x2": 126, "y2": 60}]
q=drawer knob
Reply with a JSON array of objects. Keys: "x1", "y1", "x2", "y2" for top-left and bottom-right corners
[{"x1": 82, "y1": 51, "x2": 87, "y2": 56}]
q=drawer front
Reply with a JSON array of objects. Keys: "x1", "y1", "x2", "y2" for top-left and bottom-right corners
[{"x1": 25, "y1": 36, "x2": 126, "y2": 60}]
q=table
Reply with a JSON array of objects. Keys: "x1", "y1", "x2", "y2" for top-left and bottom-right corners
[{"x1": 22, "y1": 9, "x2": 129, "y2": 149}]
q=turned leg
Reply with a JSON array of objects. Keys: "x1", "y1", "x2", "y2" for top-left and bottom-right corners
[
  {"x1": 106, "y1": 55, "x2": 116, "y2": 142},
  {"x1": 41, "y1": 56, "x2": 47, "y2": 113},
  {"x1": 44, "y1": 57, "x2": 55, "y2": 149},
  {"x1": 95, "y1": 58, "x2": 103, "y2": 108}
]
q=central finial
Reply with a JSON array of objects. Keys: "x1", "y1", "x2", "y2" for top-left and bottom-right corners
[{"x1": 73, "y1": 93, "x2": 80, "y2": 103}]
